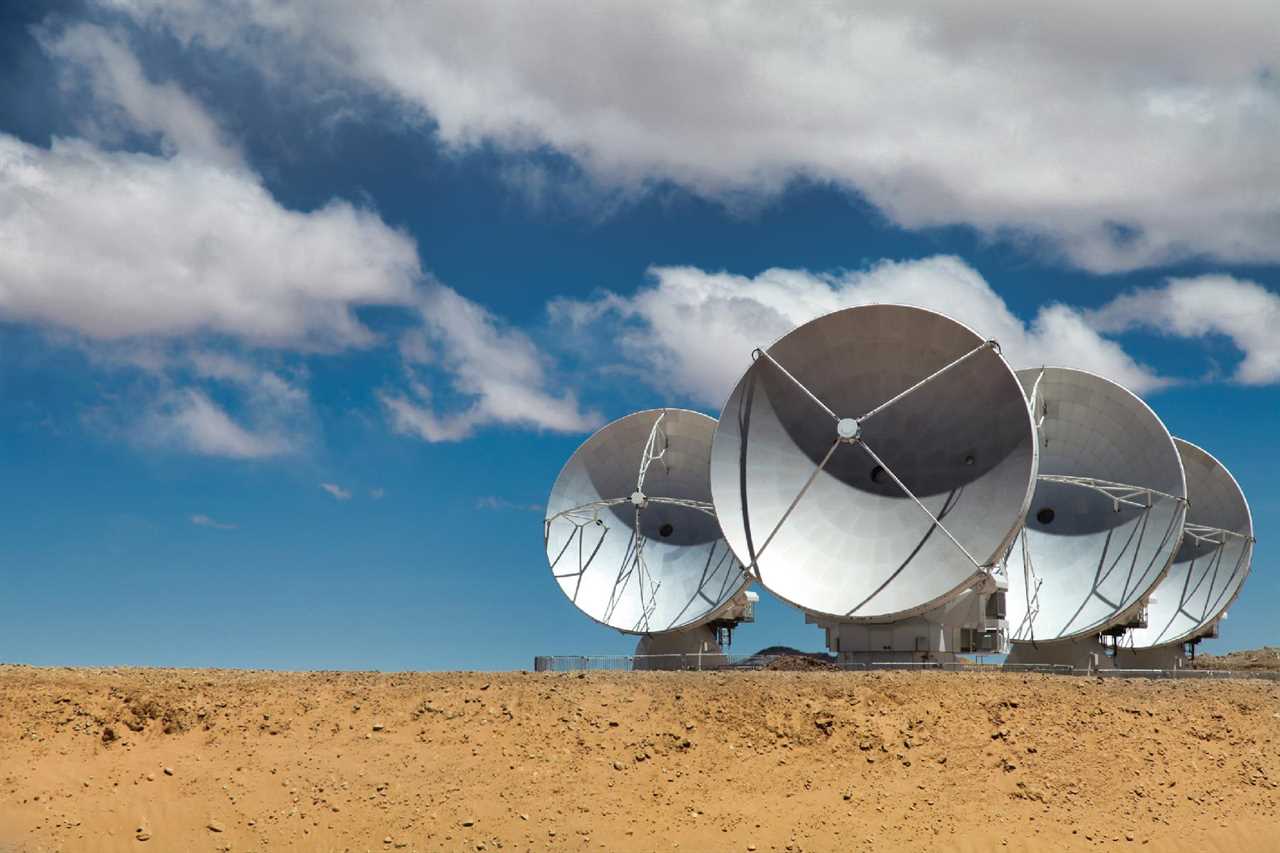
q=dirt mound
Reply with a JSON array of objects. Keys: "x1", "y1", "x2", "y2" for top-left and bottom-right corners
[
  {"x1": 1192, "y1": 646, "x2": 1280, "y2": 671},
  {"x1": 750, "y1": 646, "x2": 839, "y2": 670},
  {"x1": 1, "y1": 665, "x2": 1278, "y2": 851},
  {"x1": 763, "y1": 654, "x2": 842, "y2": 671}
]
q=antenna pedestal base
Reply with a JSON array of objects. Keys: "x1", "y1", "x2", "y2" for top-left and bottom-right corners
[
  {"x1": 632, "y1": 589, "x2": 758, "y2": 670},
  {"x1": 1112, "y1": 643, "x2": 1195, "y2": 670},
  {"x1": 809, "y1": 589, "x2": 1009, "y2": 663},
  {"x1": 1007, "y1": 635, "x2": 1194, "y2": 671},
  {"x1": 633, "y1": 626, "x2": 724, "y2": 670},
  {"x1": 1007, "y1": 637, "x2": 1117, "y2": 671}
]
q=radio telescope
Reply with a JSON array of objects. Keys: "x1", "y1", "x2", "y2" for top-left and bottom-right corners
[
  {"x1": 1118, "y1": 439, "x2": 1254, "y2": 668},
  {"x1": 545, "y1": 408, "x2": 755, "y2": 662},
  {"x1": 710, "y1": 304, "x2": 1037, "y2": 660},
  {"x1": 1004, "y1": 368, "x2": 1187, "y2": 667}
]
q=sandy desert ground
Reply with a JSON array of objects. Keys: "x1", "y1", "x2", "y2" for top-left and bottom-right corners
[{"x1": 1, "y1": 665, "x2": 1278, "y2": 852}]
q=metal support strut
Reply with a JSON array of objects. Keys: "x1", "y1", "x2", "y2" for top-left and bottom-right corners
[
  {"x1": 1013, "y1": 527, "x2": 1043, "y2": 643},
  {"x1": 1026, "y1": 367, "x2": 1048, "y2": 438},
  {"x1": 1036, "y1": 474, "x2": 1184, "y2": 513}
]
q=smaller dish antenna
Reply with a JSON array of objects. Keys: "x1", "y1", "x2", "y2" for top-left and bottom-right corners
[
  {"x1": 544, "y1": 409, "x2": 751, "y2": 634},
  {"x1": 1127, "y1": 438, "x2": 1254, "y2": 649},
  {"x1": 1005, "y1": 368, "x2": 1187, "y2": 644},
  {"x1": 710, "y1": 304, "x2": 1038, "y2": 621}
]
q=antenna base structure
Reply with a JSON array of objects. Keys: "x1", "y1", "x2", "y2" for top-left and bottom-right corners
[
  {"x1": 1002, "y1": 632, "x2": 1193, "y2": 672},
  {"x1": 703, "y1": 588, "x2": 759, "y2": 649},
  {"x1": 807, "y1": 578, "x2": 1010, "y2": 663},
  {"x1": 633, "y1": 589, "x2": 759, "y2": 669},
  {"x1": 1113, "y1": 617, "x2": 1221, "y2": 670},
  {"x1": 632, "y1": 625, "x2": 724, "y2": 670},
  {"x1": 1112, "y1": 640, "x2": 1201, "y2": 671}
]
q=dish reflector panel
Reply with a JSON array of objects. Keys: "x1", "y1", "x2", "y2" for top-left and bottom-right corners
[
  {"x1": 710, "y1": 304, "x2": 1037, "y2": 621},
  {"x1": 545, "y1": 408, "x2": 751, "y2": 634},
  {"x1": 1127, "y1": 438, "x2": 1254, "y2": 648},
  {"x1": 1005, "y1": 368, "x2": 1187, "y2": 643}
]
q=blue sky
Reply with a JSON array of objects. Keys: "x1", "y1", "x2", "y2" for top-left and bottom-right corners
[{"x1": 1, "y1": 2, "x2": 1277, "y2": 670}]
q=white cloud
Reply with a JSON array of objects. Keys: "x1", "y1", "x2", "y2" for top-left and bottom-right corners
[
  {"x1": 380, "y1": 393, "x2": 472, "y2": 443},
  {"x1": 102, "y1": 1, "x2": 1280, "y2": 271},
  {"x1": 190, "y1": 512, "x2": 236, "y2": 529},
  {"x1": 1089, "y1": 275, "x2": 1280, "y2": 384},
  {"x1": 147, "y1": 389, "x2": 293, "y2": 458},
  {"x1": 0, "y1": 21, "x2": 420, "y2": 348},
  {"x1": 76, "y1": 341, "x2": 315, "y2": 458},
  {"x1": 41, "y1": 23, "x2": 242, "y2": 168},
  {"x1": 369, "y1": 487, "x2": 385, "y2": 499},
  {"x1": 0, "y1": 22, "x2": 590, "y2": 455},
  {"x1": 187, "y1": 350, "x2": 308, "y2": 407},
  {"x1": 320, "y1": 482, "x2": 351, "y2": 500},
  {"x1": 553, "y1": 256, "x2": 1166, "y2": 408},
  {"x1": 380, "y1": 285, "x2": 601, "y2": 442},
  {"x1": 0, "y1": 134, "x2": 420, "y2": 347}
]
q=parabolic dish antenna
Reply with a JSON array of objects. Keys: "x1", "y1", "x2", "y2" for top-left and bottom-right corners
[
  {"x1": 545, "y1": 408, "x2": 751, "y2": 634},
  {"x1": 710, "y1": 304, "x2": 1038, "y2": 621},
  {"x1": 1005, "y1": 367, "x2": 1187, "y2": 643},
  {"x1": 1127, "y1": 438, "x2": 1254, "y2": 648}
]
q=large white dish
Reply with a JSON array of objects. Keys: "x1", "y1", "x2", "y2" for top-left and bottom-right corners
[
  {"x1": 710, "y1": 304, "x2": 1038, "y2": 621},
  {"x1": 1005, "y1": 368, "x2": 1188, "y2": 643},
  {"x1": 1127, "y1": 438, "x2": 1253, "y2": 648},
  {"x1": 545, "y1": 408, "x2": 751, "y2": 634}
]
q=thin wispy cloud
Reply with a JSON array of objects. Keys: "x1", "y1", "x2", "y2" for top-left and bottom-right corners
[
  {"x1": 190, "y1": 513, "x2": 237, "y2": 530},
  {"x1": 320, "y1": 482, "x2": 352, "y2": 501},
  {"x1": 369, "y1": 488, "x2": 386, "y2": 500},
  {"x1": 476, "y1": 496, "x2": 543, "y2": 513},
  {"x1": 380, "y1": 285, "x2": 601, "y2": 443},
  {"x1": 147, "y1": 389, "x2": 294, "y2": 459}
]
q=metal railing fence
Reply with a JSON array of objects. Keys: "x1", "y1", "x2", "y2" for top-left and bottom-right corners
[{"x1": 531, "y1": 654, "x2": 1278, "y2": 681}]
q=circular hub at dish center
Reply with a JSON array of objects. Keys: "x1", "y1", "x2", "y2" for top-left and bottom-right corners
[{"x1": 837, "y1": 417, "x2": 861, "y2": 442}]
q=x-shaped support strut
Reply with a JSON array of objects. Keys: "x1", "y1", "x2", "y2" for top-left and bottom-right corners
[{"x1": 746, "y1": 340, "x2": 1000, "y2": 574}]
